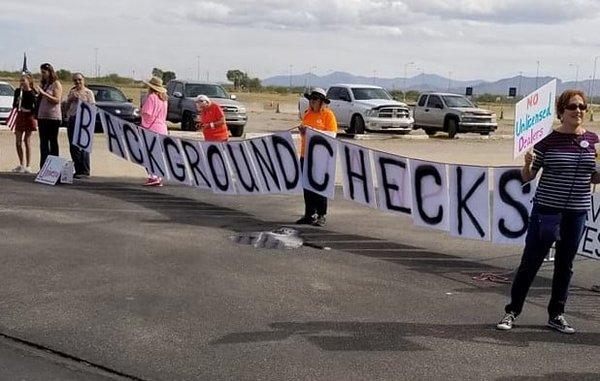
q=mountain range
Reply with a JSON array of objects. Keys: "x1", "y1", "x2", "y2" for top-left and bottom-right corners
[{"x1": 262, "y1": 71, "x2": 598, "y2": 97}]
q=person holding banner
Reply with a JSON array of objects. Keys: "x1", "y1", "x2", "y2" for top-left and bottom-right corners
[
  {"x1": 11, "y1": 73, "x2": 38, "y2": 173},
  {"x1": 65, "y1": 73, "x2": 95, "y2": 178},
  {"x1": 140, "y1": 76, "x2": 168, "y2": 186},
  {"x1": 195, "y1": 95, "x2": 228, "y2": 142},
  {"x1": 296, "y1": 87, "x2": 338, "y2": 227},
  {"x1": 34, "y1": 63, "x2": 63, "y2": 170},
  {"x1": 498, "y1": 90, "x2": 600, "y2": 334}
]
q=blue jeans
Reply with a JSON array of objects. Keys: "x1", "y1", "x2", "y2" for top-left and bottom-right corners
[{"x1": 505, "y1": 204, "x2": 587, "y2": 318}]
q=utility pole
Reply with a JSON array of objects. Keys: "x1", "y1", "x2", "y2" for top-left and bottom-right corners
[
  {"x1": 518, "y1": 71, "x2": 523, "y2": 97},
  {"x1": 535, "y1": 60, "x2": 540, "y2": 89},
  {"x1": 591, "y1": 56, "x2": 599, "y2": 105},
  {"x1": 94, "y1": 48, "x2": 98, "y2": 77},
  {"x1": 403, "y1": 62, "x2": 414, "y2": 101},
  {"x1": 196, "y1": 56, "x2": 200, "y2": 81},
  {"x1": 569, "y1": 63, "x2": 579, "y2": 88}
]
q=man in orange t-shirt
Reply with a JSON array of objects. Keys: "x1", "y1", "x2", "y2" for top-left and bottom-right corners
[
  {"x1": 296, "y1": 87, "x2": 338, "y2": 227},
  {"x1": 195, "y1": 94, "x2": 229, "y2": 142}
]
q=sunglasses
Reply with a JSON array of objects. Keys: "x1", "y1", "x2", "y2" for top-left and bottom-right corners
[
  {"x1": 565, "y1": 103, "x2": 587, "y2": 111},
  {"x1": 73, "y1": 78, "x2": 83, "y2": 82}
]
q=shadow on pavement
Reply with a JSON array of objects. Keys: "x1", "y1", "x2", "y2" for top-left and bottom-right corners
[
  {"x1": 211, "y1": 320, "x2": 600, "y2": 352},
  {"x1": 497, "y1": 373, "x2": 600, "y2": 381}
]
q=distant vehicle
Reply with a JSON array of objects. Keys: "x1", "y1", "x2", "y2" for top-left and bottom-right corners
[
  {"x1": 62, "y1": 84, "x2": 140, "y2": 132},
  {"x1": 0, "y1": 82, "x2": 14, "y2": 123},
  {"x1": 165, "y1": 80, "x2": 247, "y2": 136},
  {"x1": 298, "y1": 84, "x2": 413, "y2": 134},
  {"x1": 413, "y1": 93, "x2": 497, "y2": 138}
]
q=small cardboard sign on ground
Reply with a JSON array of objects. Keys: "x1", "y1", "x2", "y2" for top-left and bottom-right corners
[
  {"x1": 513, "y1": 79, "x2": 557, "y2": 158},
  {"x1": 35, "y1": 155, "x2": 69, "y2": 186}
]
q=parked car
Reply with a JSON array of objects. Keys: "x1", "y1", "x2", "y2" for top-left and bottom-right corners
[
  {"x1": 165, "y1": 80, "x2": 247, "y2": 136},
  {"x1": 413, "y1": 93, "x2": 497, "y2": 138},
  {"x1": 0, "y1": 82, "x2": 14, "y2": 123},
  {"x1": 62, "y1": 84, "x2": 140, "y2": 132},
  {"x1": 298, "y1": 84, "x2": 413, "y2": 134}
]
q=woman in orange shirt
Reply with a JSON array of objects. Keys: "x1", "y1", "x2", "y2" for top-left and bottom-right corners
[
  {"x1": 195, "y1": 95, "x2": 228, "y2": 142},
  {"x1": 296, "y1": 87, "x2": 338, "y2": 227}
]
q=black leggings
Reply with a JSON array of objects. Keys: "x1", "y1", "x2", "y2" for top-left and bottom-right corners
[{"x1": 38, "y1": 119, "x2": 60, "y2": 169}]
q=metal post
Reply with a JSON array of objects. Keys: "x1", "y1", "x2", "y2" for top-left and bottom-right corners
[
  {"x1": 591, "y1": 56, "x2": 599, "y2": 106},
  {"x1": 535, "y1": 60, "x2": 540, "y2": 89}
]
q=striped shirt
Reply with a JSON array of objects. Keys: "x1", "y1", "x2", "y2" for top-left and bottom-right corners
[{"x1": 532, "y1": 130, "x2": 599, "y2": 210}]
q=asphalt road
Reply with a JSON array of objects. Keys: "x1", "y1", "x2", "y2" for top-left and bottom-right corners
[{"x1": 1, "y1": 173, "x2": 600, "y2": 380}]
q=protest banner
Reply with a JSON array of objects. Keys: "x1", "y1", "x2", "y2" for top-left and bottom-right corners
[
  {"x1": 411, "y1": 159, "x2": 449, "y2": 231},
  {"x1": 73, "y1": 100, "x2": 97, "y2": 153},
  {"x1": 74, "y1": 101, "x2": 599, "y2": 250},
  {"x1": 448, "y1": 165, "x2": 490, "y2": 241},
  {"x1": 577, "y1": 192, "x2": 600, "y2": 260},
  {"x1": 491, "y1": 167, "x2": 536, "y2": 245},
  {"x1": 160, "y1": 135, "x2": 192, "y2": 186},
  {"x1": 100, "y1": 111, "x2": 128, "y2": 161},
  {"x1": 35, "y1": 155, "x2": 68, "y2": 186},
  {"x1": 513, "y1": 79, "x2": 557, "y2": 158},
  {"x1": 340, "y1": 141, "x2": 377, "y2": 208},
  {"x1": 371, "y1": 150, "x2": 412, "y2": 215},
  {"x1": 225, "y1": 141, "x2": 264, "y2": 194},
  {"x1": 302, "y1": 128, "x2": 338, "y2": 199}
]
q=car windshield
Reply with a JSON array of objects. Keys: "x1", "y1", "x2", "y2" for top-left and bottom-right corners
[
  {"x1": 0, "y1": 84, "x2": 13, "y2": 96},
  {"x1": 185, "y1": 84, "x2": 229, "y2": 98},
  {"x1": 91, "y1": 87, "x2": 127, "y2": 102},
  {"x1": 442, "y1": 95, "x2": 474, "y2": 108},
  {"x1": 351, "y1": 87, "x2": 392, "y2": 100}
]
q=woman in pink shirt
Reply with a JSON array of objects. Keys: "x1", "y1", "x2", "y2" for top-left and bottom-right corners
[{"x1": 141, "y1": 76, "x2": 168, "y2": 186}]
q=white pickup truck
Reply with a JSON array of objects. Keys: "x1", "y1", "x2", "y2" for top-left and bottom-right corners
[{"x1": 298, "y1": 84, "x2": 413, "y2": 134}]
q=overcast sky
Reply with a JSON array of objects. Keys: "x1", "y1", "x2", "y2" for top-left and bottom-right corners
[{"x1": 2, "y1": 0, "x2": 600, "y2": 83}]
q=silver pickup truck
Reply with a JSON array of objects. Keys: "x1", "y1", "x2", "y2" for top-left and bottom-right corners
[
  {"x1": 298, "y1": 84, "x2": 413, "y2": 134},
  {"x1": 413, "y1": 92, "x2": 497, "y2": 138},
  {"x1": 165, "y1": 80, "x2": 247, "y2": 136}
]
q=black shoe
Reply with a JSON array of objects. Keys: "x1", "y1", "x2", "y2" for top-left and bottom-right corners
[
  {"x1": 548, "y1": 315, "x2": 575, "y2": 334},
  {"x1": 295, "y1": 215, "x2": 316, "y2": 225},
  {"x1": 496, "y1": 312, "x2": 516, "y2": 330},
  {"x1": 73, "y1": 173, "x2": 83, "y2": 179},
  {"x1": 312, "y1": 215, "x2": 327, "y2": 227}
]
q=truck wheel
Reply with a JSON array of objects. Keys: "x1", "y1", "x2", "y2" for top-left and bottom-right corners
[
  {"x1": 424, "y1": 128, "x2": 436, "y2": 136},
  {"x1": 351, "y1": 115, "x2": 365, "y2": 134},
  {"x1": 229, "y1": 125, "x2": 244, "y2": 137},
  {"x1": 446, "y1": 119, "x2": 458, "y2": 139},
  {"x1": 181, "y1": 112, "x2": 195, "y2": 131}
]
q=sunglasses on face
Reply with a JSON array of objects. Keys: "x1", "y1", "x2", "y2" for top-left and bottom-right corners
[
  {"x1": 565, "y1": 103, "x2": 587, "y2": 111},
  {"x1": 73, "y1": 78, "x2": 83, "y2": 83}
]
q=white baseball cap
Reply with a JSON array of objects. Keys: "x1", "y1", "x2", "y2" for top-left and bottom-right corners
[{"x1": 195, "y1": 94, "x2": 210, "y2": 103}]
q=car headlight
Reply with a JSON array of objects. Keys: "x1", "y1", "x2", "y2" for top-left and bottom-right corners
[
  {"x1": 365, "y1": 109, "x2": 377, "y2": 117},
  {"x1": 133, "y1": 108, "x2": 140, "y2": 117}
]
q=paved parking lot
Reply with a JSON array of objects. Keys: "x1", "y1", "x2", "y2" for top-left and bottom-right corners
[{"x1": 1, "y1": 173, "x2": 600, "y2": 380}]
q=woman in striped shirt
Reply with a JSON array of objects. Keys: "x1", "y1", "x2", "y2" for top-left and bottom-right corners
[{"x1": 497, "y1": 90, "x2": 600, "y2": 334}]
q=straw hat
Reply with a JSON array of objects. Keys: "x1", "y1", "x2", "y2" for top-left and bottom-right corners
[{"x1": 143, "y1": 76, "x2": 167, "y2": 93}]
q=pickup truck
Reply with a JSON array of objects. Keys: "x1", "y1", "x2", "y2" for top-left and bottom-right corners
[
  {"x1": 165, "y1": 80, "x2": 247, "y2": 136},
  {"x1": 413, "y1": 92, "x2": 497, "y2": 138},
  {"x1": 298, "y1": 84, "x2": 413, "y2": 134}
]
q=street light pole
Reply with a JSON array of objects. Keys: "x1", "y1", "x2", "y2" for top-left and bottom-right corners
[
  {"x1": 569, "y1": 63, "x2": 579, "y2": 88},
  {"x1": 591, "y1": 56, "x2": 599, "y2": 105},
  {"x1": 196, "y1": 56, "x2": 200, "y2": 81},
  {"x1": 447, "y1": 71, "x2": 452, "y2": 91},
  {"x1": 518, "y1": 71, "x2": 523, "y2": 97},
  {"x1": 535, "y1": 60, "x2": 540, "y2": 88},
  {"x1": 94, "y1": 48, "x2": 98, "y2": 77},
  {"x1": 403, "y1": 62, "x2": 414, "y2": 101}
]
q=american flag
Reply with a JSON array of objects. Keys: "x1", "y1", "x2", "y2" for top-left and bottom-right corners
[{"x1": 6, "y1": 108, "x2": 18, "y2": 132}]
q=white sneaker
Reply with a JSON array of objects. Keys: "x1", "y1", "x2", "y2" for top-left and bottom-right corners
[
  {"x1": 11, "y1": 165, "x2": 24, "y2": 173},
  {"x1": 22, "y1": 166, "x2": 32, "y2": 173}
]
